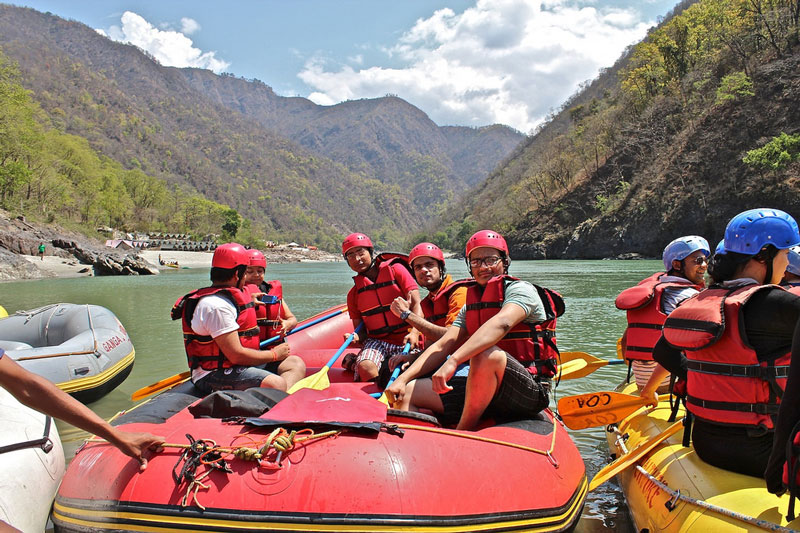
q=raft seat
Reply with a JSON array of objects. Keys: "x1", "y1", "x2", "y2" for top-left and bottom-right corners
[{"x1": 0, "y1": 341, "x2": 34, "y2": 351}]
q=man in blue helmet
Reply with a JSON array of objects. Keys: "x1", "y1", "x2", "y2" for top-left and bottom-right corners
[
  {"x1": 637, "y1": 208, "x2": 800, "y2": 481},
  {"x1": 615, "y1": 235, "x2": 710, "y2": 391}
]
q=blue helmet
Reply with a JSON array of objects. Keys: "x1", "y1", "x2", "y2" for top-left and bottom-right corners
[
  {"x1": 787, "y1": 246, "x2": 800, "y2": 276},
  {"x1": 723, "y1": 208, "x2": 800, "y2": 255},
  {"x1": 663, "y1": 235, "x2": 711, "y2": 271},
  {"x1": 714, "y1": 239, "x2": 726, "y2": 256}
]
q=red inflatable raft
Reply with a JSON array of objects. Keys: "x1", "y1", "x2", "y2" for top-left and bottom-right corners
[{"x1": 53, "y1": 306, "x2": 587, "y2": 533}]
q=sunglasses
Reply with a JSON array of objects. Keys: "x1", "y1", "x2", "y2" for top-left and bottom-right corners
[{"x1": 687, "y1": 256, "x2": 708, "y2": 265}]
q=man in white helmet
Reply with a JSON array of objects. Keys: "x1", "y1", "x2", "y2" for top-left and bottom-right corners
[{"x1": 615, "y1": 235, "x2": 710, "y2": 391}]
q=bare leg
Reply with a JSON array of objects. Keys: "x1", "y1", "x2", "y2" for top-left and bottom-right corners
[
  {"x1": 456, "y1": 348, "x2": 507, "y2": 431},
  {"x1": 277, "y1": 355, "x2": 306, "y2": 389},
  {"x1": 356, "y1": 360, "x2": 380, "y2": 382},
  {"x1": 406, "y1": 377, "x2": 445, "y2": 414},
  {"x1": 260, "y1": 373, "x2": 287, "y2": 391}
]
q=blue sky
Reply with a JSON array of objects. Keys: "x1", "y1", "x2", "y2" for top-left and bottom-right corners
[{"x1": 10, "y1": 0, "x2": 680, "y2": 132}]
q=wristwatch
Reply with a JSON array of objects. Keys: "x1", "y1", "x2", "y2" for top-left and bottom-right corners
[{"x1": 400, "y1": 310, "x2": 411, "y2": 320}]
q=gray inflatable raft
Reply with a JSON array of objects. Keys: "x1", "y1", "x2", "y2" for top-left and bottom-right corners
[{"x1": 0, "y1": 304, "x2": 135, "y2": 403}]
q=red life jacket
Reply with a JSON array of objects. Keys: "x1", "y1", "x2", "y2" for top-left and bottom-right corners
[
  {"x1": 783, "y1": 282, "x2": 800, "y2": 296},
  {"x1": 353, "y1": 255, "x2": 412, "y2": 344},
  {"x1": 663, "y1": 283, "x2": 790, "y2": 430},
  {"x1": 615, "y1": 273, "x2": 702, "y2": 362},
  {"x1": 245, "y1": 281, "x2": 284, "y2": 341},
  {"x1": 463, "y1": 275, "x2": 564, "y2": 378},
  {"x1": 420, "y1": 274, "x2": 463, "y2": 327},
  {"x1": 171, "y1": 286, "x2": 260, "y2": 371}
]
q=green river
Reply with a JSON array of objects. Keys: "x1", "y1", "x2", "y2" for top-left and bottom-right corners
[{"x1": 2, "y1": 258, "x2": 664, "y2": 532}]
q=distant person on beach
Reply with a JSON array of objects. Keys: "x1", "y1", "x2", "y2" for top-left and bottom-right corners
[
  {"x1": 387, "y1": 230, "x2": 563, "y2": 430},
  {"x1": 242, "y1": 248, "x2": 305, "y2": 384},
  {"x1": 0, "y1": 348, "x2": 164, "y2": 470},
  {"x1": 171, "y1": 243, "x2": 305, "y2": 394},
  {"x1": 38, "y1": 242, "x2": 45, "y2": 260},
  {"x1": 340, "y1": 233, "x2": 422, "y2": 385},
  {"x1": 389, "y1": 242, "x2": 467, "y2": 369},
  {"x1": 616, "y1": 235, "x2": 710, "y2": 392}
]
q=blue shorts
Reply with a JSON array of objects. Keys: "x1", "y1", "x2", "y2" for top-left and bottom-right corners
[{"x1": 193, "y1": 364, "x2": 277, "y2": 395}]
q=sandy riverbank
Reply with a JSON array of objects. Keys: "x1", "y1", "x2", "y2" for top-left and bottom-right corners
[
  {"x1": 19, "y1": 254, "x2": 93, "y2": 278},
  {"x1": 139, "y1": 250, "x2": 212, "y2": 269}
]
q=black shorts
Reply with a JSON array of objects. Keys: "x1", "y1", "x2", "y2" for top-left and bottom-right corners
[{"x1": 439, "y1": 353, "x2": 549, "y2": 426}]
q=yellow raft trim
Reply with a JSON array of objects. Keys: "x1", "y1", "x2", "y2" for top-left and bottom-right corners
[
  {"x1": 52, "y1": 477, "x2": 586, "y2": 533},
  {"x1": 56, "y1": 350, "x2": 135, "y2": 394}
]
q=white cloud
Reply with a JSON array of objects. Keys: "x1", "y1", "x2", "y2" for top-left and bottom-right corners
[
  {"x1": 100, "y1": 12, "x2": 229, "y2": 73},
  {"x1": 298, "y1": 0, "x2": 654, "y2": 132},
  {"x1": 180, "y1": 17, "x2": 201, "y2": 35}
]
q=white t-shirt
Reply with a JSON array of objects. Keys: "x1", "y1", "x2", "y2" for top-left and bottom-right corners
[{"x1": 190, "y1": 294, "x2": 239, "y2": 381}]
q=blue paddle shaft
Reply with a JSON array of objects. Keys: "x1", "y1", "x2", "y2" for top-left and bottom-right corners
[
  {"x1": 370, "y1": 342, "x2": 410, "y2": 398},
  {"x1": 259, "y1": 308, "x2": 345, "y2": 348},
  {"x1": 323, "y1": 323, "x2": 364, "y2": 369}
]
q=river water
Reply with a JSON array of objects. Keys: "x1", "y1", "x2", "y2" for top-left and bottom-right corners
[{"x1": 2, "y1": 258, "x2": 662, "y2": 532}]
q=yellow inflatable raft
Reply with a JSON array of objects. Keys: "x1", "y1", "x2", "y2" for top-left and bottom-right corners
[{"x1": 604, "y1": 382, "x2": 800, "y2": 532}]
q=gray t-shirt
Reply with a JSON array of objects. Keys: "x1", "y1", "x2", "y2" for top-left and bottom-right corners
[{"x1": 452, "y1": 279, "x2": 546, "y2": 328}]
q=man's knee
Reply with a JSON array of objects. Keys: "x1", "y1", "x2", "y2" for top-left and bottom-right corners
[
  {"x1": 357, "y1": 359, "x2": 379, "y2": 379},
  {"x1": 280, "y1": 355, "x2": 306, "y2": 373},
  {"x1": 470, "y1": 347, "x2": 506, "y2": 371},
  {"x1": 260, "y1": 373, "x2": 287, "y2": 391}
]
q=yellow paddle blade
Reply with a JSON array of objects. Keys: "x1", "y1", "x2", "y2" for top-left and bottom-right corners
[
  {"x1": 130, "y1": 371, "x2": 190, "y2": 401},
  {"x1": 589, "y1": 420, "x2": 684, "y2": 491},
  {"x1": 287, "y1": 365, "x2": 331, "y2": 394},
  {"x1": 558, "y1": 391, "x2": 656, "y2": 430},
  {"x1": 559, "y1": 351, "x2": 604, "y2": 365},
  {"x1": 556, "y1": 352, "x2": 625, "y2": 381},
  {"x1": 377, "y1": 392, "x2": 391, "y2": 406}
]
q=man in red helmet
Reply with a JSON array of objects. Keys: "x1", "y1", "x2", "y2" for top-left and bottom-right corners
[
  {"x1": 387, "y1": 230, "x2": 562, "y2": 430},
  {"x1": 341, "y1": 233, "x2": 423, "y2": 384},
  {"x1": 172, "y1": 242, "x2": 304, "y2": 393},
  {"x1": 242, "y1": 248, "x2": 305, "y2": 388},
  {"x1": 389, "y1": 242, "x2": 467, "y2": 369}
]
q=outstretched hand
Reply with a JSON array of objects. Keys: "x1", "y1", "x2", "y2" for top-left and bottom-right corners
[{"x1": 108, "y1": 430, "x2": 165, "y2": 471}]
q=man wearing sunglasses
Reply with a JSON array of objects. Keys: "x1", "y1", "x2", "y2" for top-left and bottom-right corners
[
  {"x1": 616, "y1": 235, "x2": 710, "y2": 391},
  {"x1": 386, "y1": 230, "x2": 562, "y2": 430}
]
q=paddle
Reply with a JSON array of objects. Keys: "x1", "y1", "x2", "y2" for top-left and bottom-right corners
[
  {"x1": 259, "y1": 307, "x2": 347, "y2": 348},
  {"x1": 287, "y1": 323, "x2": 363, "y2": 394},
  {"x1": 131, "y1": 370, "x2": 191, "y2": 401},
  {"x1": 369, "y1": 342, "x2": 411, "y2": 405},
  {"x1": 558, "y1": 390, "x2": 663, "y2": 430},
  {"x1": 589, "y1": 419, "x2": 684, "y2": 491},
  {"x1": 557, "y1": 351, "x2": 625, "y2": 381},
  {"x1": 131, "y1": 306, "x2": 348, "y2": 401}
]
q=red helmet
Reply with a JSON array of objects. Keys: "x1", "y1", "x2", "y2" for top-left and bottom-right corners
[
  {"x1": 465, "y1": 230, "x2": 508, "y2": 257},
  {"x1": 247, "y1": 248, "x2": 267, "y2": 268},
  {"x1": 408, "y1": 242, "x2": 444, "y2": 266},
  {"x1": 342, "y1": 233, "x2": 373, "y2": 256},
  {"x1": 212, "y1": 243, "x2": 250, "y2": 269}
]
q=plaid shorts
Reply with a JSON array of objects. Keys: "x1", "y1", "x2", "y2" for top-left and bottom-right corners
[
  {"x1": 353, "y1": 337, "x2": 408, "y2": 384},
  {"x1": 439, "y1": 353, "x2": 549, "y2": 426}
]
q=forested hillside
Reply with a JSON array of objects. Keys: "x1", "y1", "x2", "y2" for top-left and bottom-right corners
[
  {"x1": 0, "y1": 5, "x2": 522, "y2": 250},
  {"x1": 426, "y1": 0, "x2": 800, "y2": 258}
]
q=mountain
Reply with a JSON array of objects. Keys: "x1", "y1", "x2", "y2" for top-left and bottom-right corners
[
  {"x1": 429, "y1": 0, "x2": 800, "y2": 258},
  {"x1": 0, "y1": 4, "x2": 523, "y2": 249}
]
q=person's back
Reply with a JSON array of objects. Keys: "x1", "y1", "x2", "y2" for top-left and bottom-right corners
[{"x1": 643, "y1": 209, "x2": 800, "y2": 479}]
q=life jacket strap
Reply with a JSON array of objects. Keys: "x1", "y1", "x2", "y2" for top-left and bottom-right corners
[
  {"x1": 686, "y1": 395, "x2": 779, "y2": 415},
  {"x1": 687, "y1": 360, "x2": 790, "y2": 378}
]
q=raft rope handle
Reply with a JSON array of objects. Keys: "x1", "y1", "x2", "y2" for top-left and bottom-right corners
[
  {"x1": 393, "y1": 409, "x2": 560, "y2": 469},
  {"x1": 609, "y1": 425, "x2": 796, "y2": 533}
]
